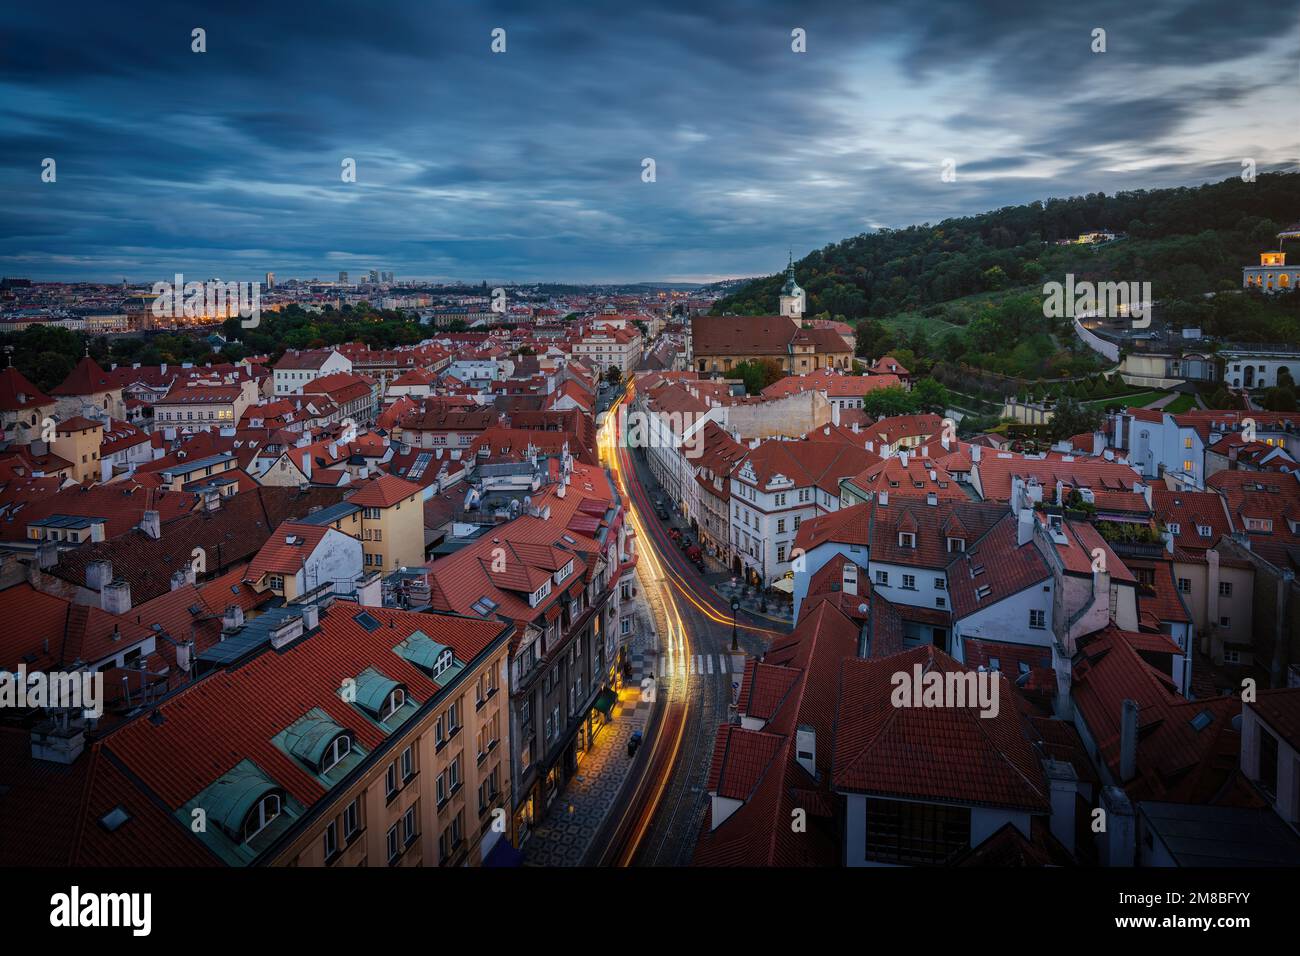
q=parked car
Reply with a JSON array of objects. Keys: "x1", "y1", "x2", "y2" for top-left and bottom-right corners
[
  {"x1": 655, "y1": 506, "x2": 669, "y2": 521},
  {"x1": 686, "y1": 545, "x2": 703, "y2": 563}
]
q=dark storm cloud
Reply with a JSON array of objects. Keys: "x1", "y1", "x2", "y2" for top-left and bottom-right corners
[{"x1": 0, "y1": 0, "x2": 1295, "y2": 281}]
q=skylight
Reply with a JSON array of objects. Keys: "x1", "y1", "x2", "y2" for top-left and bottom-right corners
[
  {"x1": 354, "y1": 611, "x2": 382, "y2": 632},
  {"x1": 98, "y1": 806, "x2": 131, "y2": 833}
]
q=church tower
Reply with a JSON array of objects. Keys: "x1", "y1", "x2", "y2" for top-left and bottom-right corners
[{"x1": 779, "y1": 252, "x2": 805, "y2": 323}]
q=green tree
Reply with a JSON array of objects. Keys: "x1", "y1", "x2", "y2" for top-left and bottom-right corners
[
  {"x1": 911, "y1": 377, "x2": 949, "y2": 413},
  {"x1": 1048, "y1": 395, "x2": 1103, "y2": 441},
  {"x1": 862, "y1": 385, "x2": 920, "y2": 418}
]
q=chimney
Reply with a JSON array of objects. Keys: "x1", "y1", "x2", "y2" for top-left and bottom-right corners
[
  {"x1": 203, "y1": 490, "x2": 221, "y2": 512},
  {"x1": 357, "y1": 571, "x2": 383, "y2": 607},
  {"x1": 89, "y1": 521, "x2": 105, "y2": 543},
  {"x1": 35, "y1": 541, "x2": 59, "y2": 571},
  {"x1": 1043, "y1": 758, "x2": 1078, "y2": 856},
  {"x1": 30, "y1": 715, "x2": 88, "y2": 765},
  {"x1": 170, "y1": 570, "x2": 189, "y2": 591},
  {"x1": 270, "y1": 614, "x2": 305, "y2": 650},
  {"x1": 1119, "y1": 699, "x2": 1139, "y2": 783},
  {"x1": 1098, "y1": 786, "x2": 1136, "y2": 866},
  {"x1": 899, "y1": 450, "x2": 909, "y2": 469},
  {"x1": 101, "y1": 579, "x2": 132, "y2": 615},
  {"x1": 842, "y1": 562, "x2": 857, "y2": 596},
  {"x1": 176, "y1": 639, "x2": 195, "y2": 672},
  {"x1": 86, "y1": 560, "x2": 113, "y2": 592},
  {"x1": 301, "y1": 603, "x2": 320, "y2": 631},
  {"x1": 794, "y1": 725, "x2": 816, "y2": 777},
  {"x1": 1017, "y1": 508, "x2": 1035, "y2": 546},
  {"x1": 222, "y1": 604, "x2": 245, "y2": 633},
  {"x1": 140, "y1": 510, "x2": 161, "y2": 540},
  {"x1": 970, "y1": 444, "x2": 981, "y2": 462}
]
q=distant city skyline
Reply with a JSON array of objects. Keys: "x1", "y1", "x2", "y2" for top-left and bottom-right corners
[{"x1": 2, "y1": 0, "x2": 1298, "y2": 283}]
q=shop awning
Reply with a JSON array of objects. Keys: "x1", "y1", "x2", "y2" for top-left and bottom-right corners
[
  {"x1": 484, "y1": 838, "x2": 524, "y2": 868},
  {"x1": 593, "y1": 689, "x2": 617, "y2": 714},
  {"x1": 770, "y1": 577, "x2": 795, "y2": 594}
]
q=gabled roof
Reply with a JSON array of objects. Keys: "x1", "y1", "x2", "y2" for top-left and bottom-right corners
[
  {"x1": 346, "y1": 473, "x2": 420, "y2": 509},
  {"x1": 51, "y1": 355, "x2": 116, "y2": 396},
  {"x1": 1071, "y1": 625, "x2": 1244, "y2": 803},
  {"x1": 693, "y1": 600, "x2": 859, "y2": 867},
  {"x1": 832, "y1": 645, "x2": 1050, "y2": 813},
  {"x1": 0, "y1": 366, "x2": 53, "y2": 412}
]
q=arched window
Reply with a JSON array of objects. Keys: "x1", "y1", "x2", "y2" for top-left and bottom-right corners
[
  {"x1": 321, "y1": 733, "x2": 352, "y2": 773},
  {"x1": 380, "y1": 687, "x2": 406, "y2": 722},
  {"x1": 1282, "y1": 274, "x2": 1291, "y2": 288},
  {"x1": 243, "y1": 792, "x2": 282, "y2": 842}
]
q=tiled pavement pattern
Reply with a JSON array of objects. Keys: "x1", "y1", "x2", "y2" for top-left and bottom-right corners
[{"x1": 522, "y1": 641, "x2": 656, "y2": 867}]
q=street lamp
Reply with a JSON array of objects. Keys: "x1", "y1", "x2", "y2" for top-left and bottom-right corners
[
  {"x1": 730, "y1": 597, "x2": 740, "y2": 651},
  {"x1": 760, "y1": 553, "x2": 768, "y2": 614}
]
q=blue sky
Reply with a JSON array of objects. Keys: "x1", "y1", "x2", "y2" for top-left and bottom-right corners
[{"x1": 1, "y1": 0, "x2": 1297, "y2": 283}]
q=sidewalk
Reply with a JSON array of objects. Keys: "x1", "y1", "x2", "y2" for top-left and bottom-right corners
[
  {"x1": 711, "y1": 574, "x2": 794, "y2": 626},
  {"x1": 521, "y1": 606, "x2": 657, "y2": 867}
]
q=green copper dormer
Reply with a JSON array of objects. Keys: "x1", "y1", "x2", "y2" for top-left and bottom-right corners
[
  {"x1": 393, "y1": 629, "x2": 463, "y2": 684},
  {"x1": 350, "y1": 666, "x2": 418, "y2": 730},
  {"x1": 179, "y1": 758, "x2": 303, "y2": 866},
  {"x1": 273, "y1": 707, "x2": 365, "y2": 781}
]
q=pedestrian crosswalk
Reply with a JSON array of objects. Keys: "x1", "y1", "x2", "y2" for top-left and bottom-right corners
[{"x1": 654, "y1": 650, "x2": 744, "y2": 678}]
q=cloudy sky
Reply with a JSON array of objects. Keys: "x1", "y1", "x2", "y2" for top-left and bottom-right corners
[{"x1": 1, "y1": 0, "x2": 1297, "y2": 283}]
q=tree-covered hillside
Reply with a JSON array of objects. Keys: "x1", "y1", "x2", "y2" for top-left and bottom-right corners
[{"x1": 714, "y1": 172, "x2": 1300, "y2": 320}]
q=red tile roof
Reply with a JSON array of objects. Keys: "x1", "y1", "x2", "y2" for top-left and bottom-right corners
[
  {"x1": 346, "y1": 473, "x2": 420, "y2": 509},
  {"x1": 1071, "y1": 624, "x2": 1244, "y2": 803},
  {"x1": 832, "y1": 645, "x2": 1050, "y2": 812}
]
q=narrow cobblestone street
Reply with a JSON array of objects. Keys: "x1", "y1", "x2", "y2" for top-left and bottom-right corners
[{"x1": 521, "y1": 629, "x2": 657, "y2": 866}]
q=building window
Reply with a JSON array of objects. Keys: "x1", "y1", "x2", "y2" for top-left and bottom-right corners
[
  {"x1": 243, "y1": 793, "x2": 282, "y2": 843},
  {"x1": 1219, "y1": 581, "x2": 1233, "y2": 596},
  {"x1": 403, "y1": 804, "x2": 419, "y2": 847},
  {"x1": 1029, "y1": 609, "x2": 1046, "y2": 629},
  {"x1": 401, "y1": 744, "x2": 415, "y2": 781},
  {"x1": 387, "y1": 824, "x2": 400, "y2": 864},
  {"x1": 322, "y1": 819, "x2": 338, "y2": 860},
  {"x1": 321, "y1": 734, "x2": 351, "y2": 773},
  {"x1": 902, "y1": 574, "x2": 916, "y2": 590},
  {"x1": 875, "y1": 570, "x2": 888, "y2": 586},
  {"x1": 1223, "y1": 648, "x2": 1240, "y2": 664},
  {"x1": 385, "y1": 763, "x2": 398, "y2": 799},
  {"x1": 381, "y1": 688, "x2": 406, "y2": 722},
  {"x1": 1177, "y1": 578, "x2": 1191, "y2": 593},
  {"x1": 865, "y1": 798, "x2": 970, "y2": 865},
  {"x1": 343, "y1": 798, "x2": 360, "y2": 842}
]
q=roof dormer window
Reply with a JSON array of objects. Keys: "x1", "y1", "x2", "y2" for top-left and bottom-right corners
[
  {"x1": 898, "y1": 531, "x2": 916, "y2": 548},
  {"x1": 380, "y1": 688, "x2": 406, "y2": 721},
  {"x1": 243, "y1": 792, "x2": 282, "y2": 843}
]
